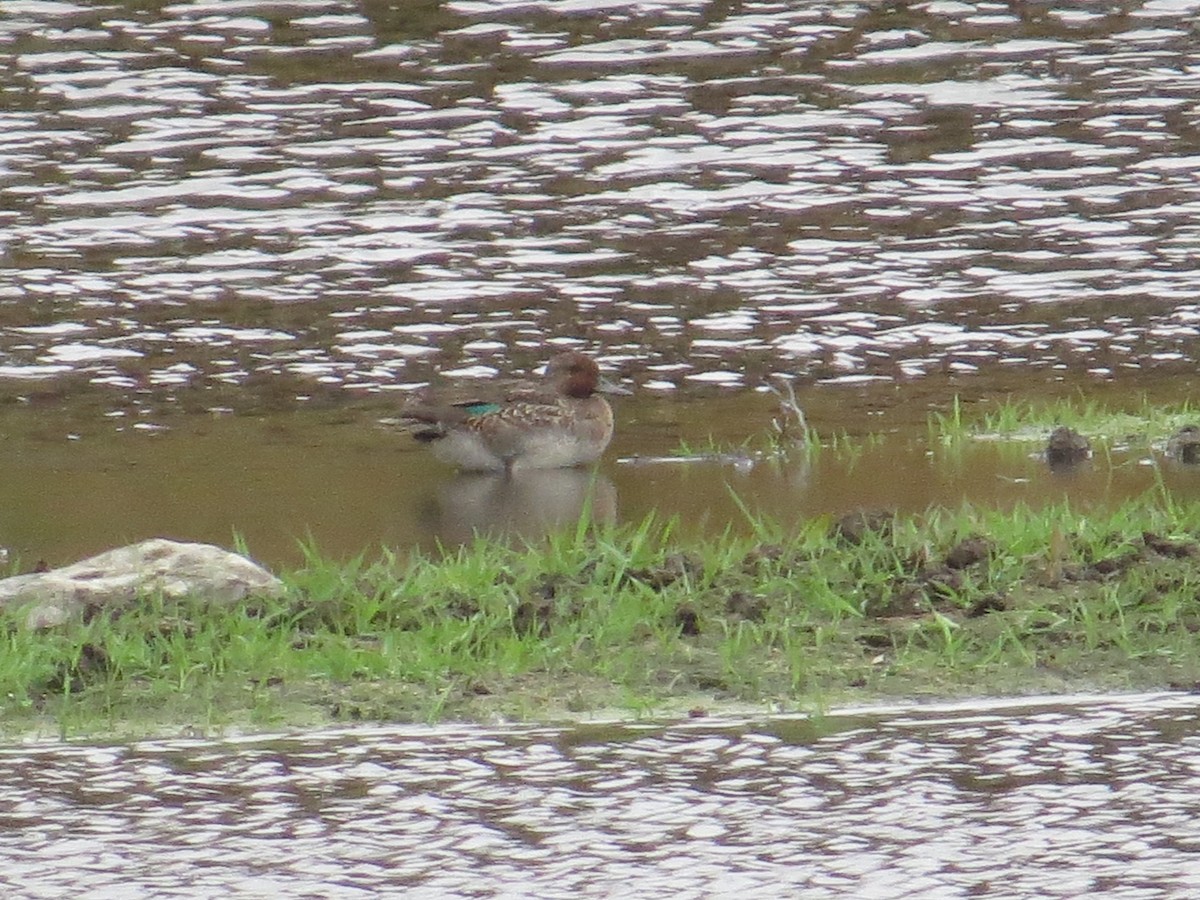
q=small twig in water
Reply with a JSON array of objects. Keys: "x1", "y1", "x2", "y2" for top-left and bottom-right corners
[{"x1": 768, "y1": 375, "x2": 809, "y2": 444}]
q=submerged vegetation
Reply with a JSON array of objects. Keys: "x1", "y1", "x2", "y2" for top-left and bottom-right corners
[{"x1": 8, "y1": 494, "x2": 1200, "y2": 739}]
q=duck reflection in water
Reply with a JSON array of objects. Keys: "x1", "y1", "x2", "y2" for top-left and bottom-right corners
[{"x1": 422, "y1": 469, "x2": 618, "y2": 545}]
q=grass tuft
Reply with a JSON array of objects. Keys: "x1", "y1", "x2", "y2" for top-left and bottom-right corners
[
  {"x1": 8, "y1": 494, "x2": 1200, "y2": 737},
  {"x1": 933, "y1": 395, "x2": 1200, "y2": 447}
]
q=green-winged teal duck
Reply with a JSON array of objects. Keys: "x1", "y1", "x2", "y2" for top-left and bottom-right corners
[{"x1": 401, "y1": 351, "x2": 629, "y2": 475}]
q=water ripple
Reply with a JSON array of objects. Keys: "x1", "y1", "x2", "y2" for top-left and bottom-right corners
[
  {"x1": 4, "y1": 694, "x2": 1200, "y2": 897},
  {"x1": 0, "y1": 0, "x2": 1200, "y2": 406}
]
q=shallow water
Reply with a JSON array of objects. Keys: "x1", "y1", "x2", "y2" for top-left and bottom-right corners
[
  {"x1": 4, "y1": 692, "x2": 1200, "y2": 898},
  {"x1": 6, "y1": 387, "x2": 1200, "y2": 564},
  {"x1": 4, "y1": 0, "x2": 1200, "y2": 564}
]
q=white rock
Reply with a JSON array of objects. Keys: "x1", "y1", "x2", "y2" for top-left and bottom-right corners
[{"x1": 0, "y1": 539, "x2": 285, "y2": 628}]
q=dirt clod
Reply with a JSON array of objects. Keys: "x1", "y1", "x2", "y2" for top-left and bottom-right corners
[
  {"x1": 632, "y1": 552, "x2": 704, "y2": 590},
  {"x1": 1143, "y1": 532, "x2": 1198, "y2": 559},
  {"x1": 832, "y1": 510, "x2": 894, "y2": 545},
  {"x1": 967, "y1": 594, "x2": 1006, "y2": 618},
  {"x1": 674, "y1": 602, "x2": 701, "y2": 636},
  {"x1": 513, "y1": 595, "x2": 555, "y2": 637},
  {"x1": 945, "y1": 536, "x2": 993, "y2": 570},
  {"x1": 726, "y1": 591, "x2": 767, "y2": 621}
]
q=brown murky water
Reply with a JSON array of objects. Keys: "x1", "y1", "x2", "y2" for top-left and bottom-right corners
[
  {"x1": 3, "y1": 0, "x2": 1200, "y2": 565},
  {"x1": 6, "y1": 390, "x2": 1200, "y2": 565},
  {"x1": 3, "y1": 692, "x2": 1200, "y2": 898}
]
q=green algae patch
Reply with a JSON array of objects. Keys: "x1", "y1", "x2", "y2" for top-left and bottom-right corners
[{"x1": 8, "y1": 498, "x2": 1200, "y2": 739}]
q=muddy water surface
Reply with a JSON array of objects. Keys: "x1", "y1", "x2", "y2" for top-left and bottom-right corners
[
  {"x1": 4, "y1": 692, "x2": 1200, "y2": 898},
  {"x1": 3, "y1": 0, "x2": 1200, "y2": 564},
  {"x1": 5, "y1": 390, "x2": 1200, "y2": 565}
]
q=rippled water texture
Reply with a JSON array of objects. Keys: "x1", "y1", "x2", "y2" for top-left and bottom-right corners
[
  {"x1": 4, "y1": 0, "x2": 1200, "y2": 561},
  {"x1": 3, "y1": 692, "x2": 1200, "y2": 898}
]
